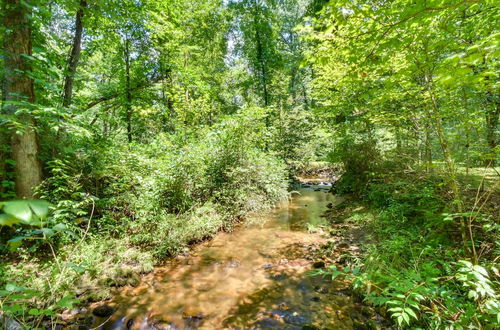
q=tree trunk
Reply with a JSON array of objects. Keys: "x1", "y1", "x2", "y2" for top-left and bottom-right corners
[
  {"x1": 160, "y1": 64, "x2": 174, "y2": 132},
  {"x1": 485, "y1": 93, "x2": 499, "y2": 167},
  {"x1": 252, "y1": 3, "x2": 269, "y2": 109},
  {"x1": 3, "y1": 0, "x2": 43, "y2": 199},
  {"x1": 62, "y1": 0, "x2": 87, "y2": 107},
  {"x1": 124, "y1": 37, "x2": 132, "y2": 143}
]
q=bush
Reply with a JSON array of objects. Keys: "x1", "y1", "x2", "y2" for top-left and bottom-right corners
[
  {"x1": 328, "y1": 128, "x2": 380, "y2": 196},
  {"x1": 0, "y1": 108, "x2": 289, "y2": 326},
  {"x1": 332, "y1": 169, "x2": 500, "y2": 329}
]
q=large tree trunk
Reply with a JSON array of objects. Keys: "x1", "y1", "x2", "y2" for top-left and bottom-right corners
[
  {"x1": 62, "y1": 0, "x2": 87, "y2": 107},
  {"x1": 3, "y1": 0, "x2": 43, "y2": 199}
]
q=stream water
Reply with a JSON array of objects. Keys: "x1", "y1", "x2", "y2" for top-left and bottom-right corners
[{"x1": 83, "y1": 186, "x2": 372, "y2": 329}]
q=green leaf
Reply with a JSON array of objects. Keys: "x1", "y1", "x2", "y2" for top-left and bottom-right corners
[
  {"x1": 3, "y1": 201, "x2": 32, "y2": 222},
  {"x1": 0, "y1": 213, "x2": 21, "y2": 226},
  {"x1": 402, "y1": 312, "x2": 410, "y2": 324},
  {"x1": 405, "y1": 307, "x2": 417, "y2": 319},
  {"x1": 29, "y1": 308, "x2": 43, "y2": 316},
  {"x1": 28, "y1": 200, "x2": 51, "y2": 218},
  {"x1": 388, "y1": 307, "x2": 404, "y2": 312},
  {"x1": 7, "y1": 236, "x2": 25, "y2": 251},
  {"x1": 56, "y1": 296, "x2": 80, "y2": 309},
  {"x1": 52, "y1": 223, "x2": 67, "y2": 231}
]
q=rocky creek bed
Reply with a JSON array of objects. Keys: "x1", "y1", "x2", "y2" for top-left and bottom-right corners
[{"x1": 62, "y1": 182, "x2": 389, "y2": 329}]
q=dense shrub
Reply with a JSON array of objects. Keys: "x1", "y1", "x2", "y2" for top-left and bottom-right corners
[
  {"x1": 0, "y1": 109, "x2": 289, "y2": 325},
  {"x1": 333, "y1": 169, "x2": 499, "y2": 329}
]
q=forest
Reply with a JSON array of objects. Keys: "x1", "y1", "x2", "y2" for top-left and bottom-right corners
[{"x1": 0, "y1": 0, "x2": 498, "y2": 329}]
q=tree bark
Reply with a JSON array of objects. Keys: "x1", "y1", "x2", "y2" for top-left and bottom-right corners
[
  {"x1": 62, "y1": 0, "x2": 87, "y2": 107},
  {"x1": 124, "y1": 37, "x2": 132, "y2": 143},
  {"x1": 3, "y1": 0, "x2": 43, "y2": 199},
  {"x1": 252, "y1": 2, "x2": 269, "y2": 109}
]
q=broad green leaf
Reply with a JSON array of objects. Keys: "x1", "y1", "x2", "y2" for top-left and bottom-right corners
[
  {"x1": 28, "y1": 200, "x2": 51, "y2": 218},
  {"x1": 3, "y1": 201, "x2": 32, "y2": 223},
  {"x1": 0, "y1": 214, "x2": 20, "y2": 226}
]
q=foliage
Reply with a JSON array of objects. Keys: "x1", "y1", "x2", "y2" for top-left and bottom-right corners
[
  {"x1": 321, "y1": 168, "x2": 499, "y2": 328},
  {"x1": 0, "y1": 0, "x2": 498, "y2": 328},
  {"x1": 0, "y1": 110, "x2": 288, "y2": 326}
]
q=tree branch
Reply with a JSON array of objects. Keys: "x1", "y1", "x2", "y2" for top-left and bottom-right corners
[{"x1": 84, "y1": 78, "x2": 160, "y2": 111}]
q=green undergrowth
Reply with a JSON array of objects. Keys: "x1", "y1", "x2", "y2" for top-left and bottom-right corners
[
  {"x1": 0, "y1": 112, "x2": 289, "y2": 327},
  {"x1": 324, "y1": 164, "x2": 499, "y2": 329}
]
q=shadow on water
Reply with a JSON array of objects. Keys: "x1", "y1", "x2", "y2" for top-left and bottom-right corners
[{"x1": 69, "y1": 187, "x2": 379, "y2": 329}]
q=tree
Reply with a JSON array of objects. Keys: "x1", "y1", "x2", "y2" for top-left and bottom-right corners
[{"x1": 2, "y1": 0, "x2": 43, "y2": 198}]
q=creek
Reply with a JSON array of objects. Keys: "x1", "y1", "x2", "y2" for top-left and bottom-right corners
[{"x1": 79, "y1": 185, "x2": 377, "y2": 329}]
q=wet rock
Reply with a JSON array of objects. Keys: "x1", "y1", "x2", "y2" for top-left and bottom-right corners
[
  {"x1": 283, "y1": 311, "x2": 306, "y2": 325},
  {"x1": 76, "y1": 315, "x2": 95, "y2": 329},
  {"x1": 261, "y1": 263, "x2": 275, "y2": 269},
  {"x1": 333, "y1": 289, "x2": 351, "y2": 297},
  {"x1": 310, "y1": 296, "x2": 321, "y2": 302},
  {"x1": 271, "y1": 273, "x2": 288, "y2": 281},
  {"x1": 312, "y1": 261, "x2": 325, "y2": 269},
  {"x1": 255, "y1": 317, "x2": 283, "y2": 327},
  {"x1": 313, "y1": 286, "x2": 329, "y2": 294},
  {"x1": 4, "y1": 318, "x2": 22, "y2": 330},
  {"x1": 71, "y1": 307, "x2": 87, "y2": 315},
  {"x1": 183, "y1": 313, "x2": 204, "y2": 328},
  {"x1": 92, "y1": 304, "x2": 116, "y2": 318}
]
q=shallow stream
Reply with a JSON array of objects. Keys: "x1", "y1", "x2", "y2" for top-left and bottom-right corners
[{"x1": 84, "y1": 187, "x2": 372, "y2": 329}]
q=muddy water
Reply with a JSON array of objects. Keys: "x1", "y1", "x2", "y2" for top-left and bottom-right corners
[{"x1": 90, "y1": 188, "x2": 365, "y2": 329}]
